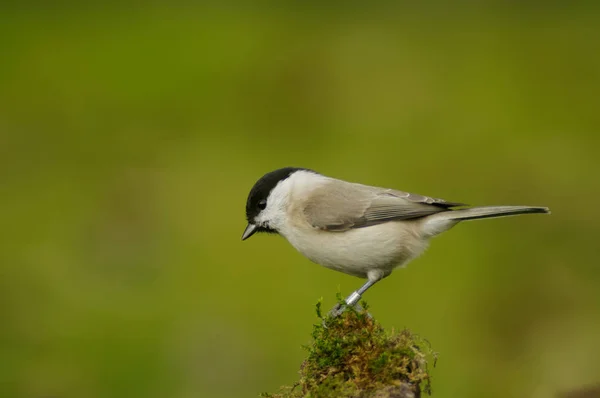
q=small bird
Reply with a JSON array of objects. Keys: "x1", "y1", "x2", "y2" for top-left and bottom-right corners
[{"x1": 242, "y1": 167, "x2": 549, "y2": 308}]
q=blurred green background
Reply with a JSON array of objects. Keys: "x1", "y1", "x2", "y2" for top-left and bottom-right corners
[{"x1": 1, "y1": 3, "x2": 599, "y2": 398}]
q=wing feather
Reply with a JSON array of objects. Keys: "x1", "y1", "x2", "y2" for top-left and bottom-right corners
[{"x1": 303, "y1": 180, "x2": 465, "y2": 231}]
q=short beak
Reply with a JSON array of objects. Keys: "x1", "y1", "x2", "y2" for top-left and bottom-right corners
[{"x1": 241, "y1": 223, "x2": 258, "y2": 241}]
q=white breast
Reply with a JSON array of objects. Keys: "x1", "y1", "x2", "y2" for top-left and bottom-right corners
[{"x1": 283, "y1": 219, "x2": 428, "y2": 279}]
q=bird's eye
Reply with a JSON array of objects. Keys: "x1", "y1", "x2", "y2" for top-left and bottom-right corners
[{"x1": 258, "y1": 199, "x2": 267, "y2": 210}]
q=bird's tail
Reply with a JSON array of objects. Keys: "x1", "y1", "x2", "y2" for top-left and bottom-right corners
[
  {"x1": 421, "y1": 205, "x2": 550, "y2": 237},
  {"x1": 446, "y1": 205, "x2": 550, "y2": 221}
]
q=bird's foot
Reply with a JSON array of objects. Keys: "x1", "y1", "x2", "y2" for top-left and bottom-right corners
[
  {"x1": 327, "y1": 302, "x2": 363, "y2": 318},
  {"x1": 323, "y1": 290, "x2": 373, "y2": 324}
]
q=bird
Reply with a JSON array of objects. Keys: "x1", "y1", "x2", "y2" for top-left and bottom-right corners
[{"x1": 242, "y1": 167, "x2": 550, "y2": 309}]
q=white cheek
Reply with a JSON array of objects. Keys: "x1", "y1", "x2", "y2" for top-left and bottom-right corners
[
  {"x1": 255, "y1": 178, "x2": 292, "y2": 229},
  {"x1": 261, "y1": 204, "x2": 287, "y2": 230},
  {"x1": 256, "y1": 207, "x2": 275, "y2": 225}
]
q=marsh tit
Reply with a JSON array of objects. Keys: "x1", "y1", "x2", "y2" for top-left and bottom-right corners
[{"x1": 242, "y1": 167, "x2": 549, "y2": 308}]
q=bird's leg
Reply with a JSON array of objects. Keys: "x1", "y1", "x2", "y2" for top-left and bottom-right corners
[{"x1": 344, "y1": 279, "x2": 376, "y2": 306}]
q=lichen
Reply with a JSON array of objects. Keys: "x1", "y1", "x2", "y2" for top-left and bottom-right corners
[{"x1": 261, "y1": 297, "x2": 436, "y2": 398}]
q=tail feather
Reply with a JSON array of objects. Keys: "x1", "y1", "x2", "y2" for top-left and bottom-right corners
[
  {"x1": 421, "y1": 205, "x2": 550, "y2": 237},
  {"x1": 446, "y1": 206, "x2": 550, "y2": 221}
]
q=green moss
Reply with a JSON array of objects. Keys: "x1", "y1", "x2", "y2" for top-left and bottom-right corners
[{"x1": 261, "y1": 298, "x2": 436, "y2": 398}]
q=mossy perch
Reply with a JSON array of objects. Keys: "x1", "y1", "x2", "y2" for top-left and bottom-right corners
[{"x1": 262, "y1": 298, "x2": 436, "y2": 398}]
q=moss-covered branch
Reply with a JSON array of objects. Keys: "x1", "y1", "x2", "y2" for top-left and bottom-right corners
[{"x1": 261, "y1": 298, "x2": 436, "y2": 398}]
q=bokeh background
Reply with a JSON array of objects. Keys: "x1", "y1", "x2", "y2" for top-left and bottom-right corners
[{"x1": 2, "y1": 3, "x2": 600, "y2": 398}]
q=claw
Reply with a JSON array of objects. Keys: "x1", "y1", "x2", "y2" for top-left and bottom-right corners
[
  {"x1": 327, "y1": 302, "x2": 346, "y2": 318},
  {"x1": 325, "y1": 302, "x2": 370, "y2": 319}
]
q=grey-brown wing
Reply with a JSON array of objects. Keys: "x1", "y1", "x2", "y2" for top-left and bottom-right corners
[{"x1": 303, "y1": 180, "x2": 465, "y2": 232}]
